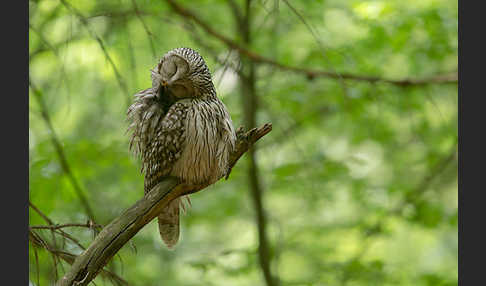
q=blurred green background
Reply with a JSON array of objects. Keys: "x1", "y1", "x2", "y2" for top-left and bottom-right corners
[{"x1": 29, "y1": 0, "x2": 457, "y2": 285}]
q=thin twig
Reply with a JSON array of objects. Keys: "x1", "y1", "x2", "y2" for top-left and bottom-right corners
[
  {"x1": 280, "y1": 0, "x2": 351, "y2": 97},
  {"x1": 29, "y1": 80, "x2": 96, "y2": 221},
  {"x1": 29, "y1": 201, "x2": 87, "y2": 250},
  {"x1": 29, "y1": 35, "x2": 83, "y2": 59},
  {"x1": 31, "y1": 222, "x2": 103, "y2": 231},
  {"x1": 131, "y1": 0, "x2": 157, "y2": 59},
  {"x1": 53, "y1": 229, "x2": 87, "y2": 251},
  {"x1": 260, "y1": 105, "x2": 335, "y2": 149},
  {"x1": 59, "y1": 0, "x2": 130, "y2": 103},
  {"x1": 29, "y1": 200, "x2": 55, "y2": 225},
  {"x1": 29, "y1": 229, "x2": 130, "y2": 286},
  {"x1": 280, "y1": 0, "x2": 343, "y2": 75},
  {"x1": 85, "y1": 9, "x2": 150, "y2": 19},
  {"x1": 29, "y1": 197, "x2": 63, "y2": 254},
  {"x1": 185, "y1": 23, "x2": 244, "y2": 77},
  {"x1": 33, "y1": 243, "x2": 40, "y2": 286}
]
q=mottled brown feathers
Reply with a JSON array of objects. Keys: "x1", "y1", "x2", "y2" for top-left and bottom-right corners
[{"x1": 126, "y1": 47, "x2": 236, "y2": 249}]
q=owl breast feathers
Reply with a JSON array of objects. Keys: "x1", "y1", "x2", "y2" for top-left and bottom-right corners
[{"x1": 126, "y1": 47, "x2": 236, "y2": 248}]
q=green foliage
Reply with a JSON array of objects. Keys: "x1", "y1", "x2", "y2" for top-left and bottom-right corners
[{"x1": 29, "y1": 0, "x2": 457, "y2": 285}]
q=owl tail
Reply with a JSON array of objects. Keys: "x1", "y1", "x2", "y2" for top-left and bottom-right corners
[{"x1": 157, "y1": 196, "x2": 191, "y2": 249}]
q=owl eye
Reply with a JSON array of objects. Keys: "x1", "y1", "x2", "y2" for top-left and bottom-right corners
[{"x1": 162, "y1": 60, "x2": 176, "y2": 78}]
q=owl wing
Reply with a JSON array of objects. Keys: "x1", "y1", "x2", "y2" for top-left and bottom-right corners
[
  {"x1": 127, "y1": 90, "x2": 189, "y2": 248},
  {"x1": 127, "y1": 89, "x2": 188, "y2": 193},
  {"x1": 146, "y1": 102, "x2": 189, "y2": 249}
]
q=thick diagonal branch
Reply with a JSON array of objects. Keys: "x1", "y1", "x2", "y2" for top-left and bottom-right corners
[{"x1": 56, "y1": 124, "x2": 272, "y2": 286}]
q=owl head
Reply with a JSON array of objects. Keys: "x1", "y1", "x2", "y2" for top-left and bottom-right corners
[{"x1": 152, "y1": 47, "x2": 214, "y2": 99}]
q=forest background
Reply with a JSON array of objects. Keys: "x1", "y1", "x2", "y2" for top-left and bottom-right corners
[{"x1": 29, "y1": 0, "x2": 458, "y2": 285}]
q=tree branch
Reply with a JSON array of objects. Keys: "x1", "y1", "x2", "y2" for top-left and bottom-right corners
[
  {"x1": 56, "y1": 124, "x2": 272, "y2": 286},
  {"x1": 30, "y1": 229, "x2": 129, "y2": 286},
  {"x1": 30, "y1": 200, "x2": 87, "y2": 250},
  {"x1": 165, "y1": 0, "x2": 457, "y2": 86},
  {"x1": 30, "y1": 222, "x2": 103, "y2": 231}
]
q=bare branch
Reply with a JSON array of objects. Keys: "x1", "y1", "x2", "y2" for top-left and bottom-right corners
[
  {"x1": 30, "y1": 229, "x2": 129, "y2": 286},
  {"x1": 180, "y1": 21, "x2": 245, "y2": 78},
  {"x1": 260, "y1": 105, "x2": 334, "y2": 149},
  {"x1": 56, "y1": 124, "x2": 272, "y2": 286},
  {"x1": 165, "y1": 0, "x2": 457, "y2": 86},
  {"x1": 29, "y1": 200, "x2": 87, "y2": 250},
  {"x1": 33, "y1": 243, "x2": 40, "y2": 286},
  {"x1": 29, "y1": 200, "x2": 55, "y2": 225},
  {"x1": 30, "y1": 222, "x2": 103, "y2": 231}
]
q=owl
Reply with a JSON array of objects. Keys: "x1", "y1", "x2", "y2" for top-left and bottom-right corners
[{"x1": 127, "y1": 47, "x2": 236, "y2": 249}]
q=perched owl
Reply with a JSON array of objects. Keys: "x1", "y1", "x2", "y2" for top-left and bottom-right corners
[{"x1": 127, "y1": 48, "x2": 236, "y2": 249}]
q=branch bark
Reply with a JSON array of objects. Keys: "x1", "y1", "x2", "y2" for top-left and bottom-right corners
[
  {"x1": 30, "y1": 222, "x2": 102, "y2": 231},
  {"x1": 165, "y1": 0, "x2": 457, "y2": 86},
  {"x1": 56, "y1": 123, "x2": 272, "y2": 286},
  {"x1": 29, "y1": 229, "x2": 130, "y2": 286}
]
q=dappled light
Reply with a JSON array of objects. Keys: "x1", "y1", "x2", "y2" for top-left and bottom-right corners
[{"x1": 29, "y1": 0, "x2": 457, "y2": 285}]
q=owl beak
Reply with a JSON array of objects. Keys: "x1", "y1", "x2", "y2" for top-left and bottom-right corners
[{"x1": 156, "y1": 82, "x2": 168, "y2": 99}]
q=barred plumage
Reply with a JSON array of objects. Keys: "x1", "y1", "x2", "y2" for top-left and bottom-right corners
[{"x1": 127, "y1": 47, "x2": 236, "y2": 249}]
